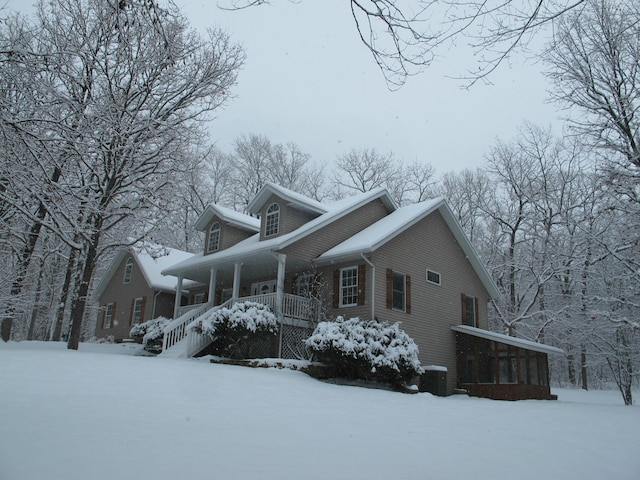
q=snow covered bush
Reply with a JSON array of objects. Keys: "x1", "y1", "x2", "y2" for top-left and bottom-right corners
[
  {"x1": 305, "y1": 317, "x2": 424, "y2": 387},
  {"x1": 129, "y1": 317, "x2": 171, "y2": 354},
  {"x1": 193, "y1": 302, "x2": 278, "y2": 359}
]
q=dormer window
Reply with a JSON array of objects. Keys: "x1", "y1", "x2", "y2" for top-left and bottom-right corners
[
  {"x1": 123, "y1": 258, "x2": 133, "y2": 284},
  {"x1": 265, "y1": 203, "x2": 280, "y2": 237},
  {"x1": 208, "y1": 222, "x2": 220, "y2": 252}
]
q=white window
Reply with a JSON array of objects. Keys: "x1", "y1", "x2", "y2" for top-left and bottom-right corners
[
  {"x1": 340, "y1": 266, "x2": 358, "y2": 307},
  {"x1": 462, "y1": 294, "x2": 477, "y2": 327},
  {"x1": 426, "y1": 269, "x2": 441, "y2": 285},
  {"x1": 194, "y1": 293, "x2": 205, "y2": 304},
  {"x1": 132, "y1": 297, "x2": 144, "y2": 325},
  {"x1": 103, "y1": 303, "x2": 114, "y2": 329},
  {"x1": 208, "y1": 222, "x2": 220, "y2": 252},
  {"x1": 392, "y1": 272, "x2": 406, "y2": 311},
  {"x1": 123, "y1": 257, "x2": 133, "y2": 284},
  {"x1": 264, "y1": 203, "x2": 279, "y2": 237}
]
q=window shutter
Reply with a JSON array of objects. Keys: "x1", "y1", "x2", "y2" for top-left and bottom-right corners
[
  {"x1": 113, "y1": 302, "x2": 117, "y2": 325},
  {"x1": 461, "y1": 293, "x2": 466, "y2": 324},
  {"x1": 333, "y1": 269, "x2": 340, "y2": 308},
  {"x1": 406, "y1": 275, "x2": 411, "y2": 314},
  {"x1": 474, "y1": 296, "x2": 479, "y2": 327},
  {"x1": 100, "y1": 306, "x2": 106, "y2": 329},
  {"x1": 140, "y1": 296, "x2": 146, "y2": 323},
  {"x1": 357, "y1": 264, "x2": 366, "y2": 306},
  {"x1": 130, "y1": 298, "x2": 135, "y2": 325},
  {"x1": 386, "y1": 268, "x2": 393, "y2": 309}
]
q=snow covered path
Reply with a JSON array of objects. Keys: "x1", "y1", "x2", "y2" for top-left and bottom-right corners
[{"x1": 0, "y1": 341, "x2": 638, "y2": 480}]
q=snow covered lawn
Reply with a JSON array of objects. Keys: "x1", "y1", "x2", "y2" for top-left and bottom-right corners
[{"x1": 1, "y1": 341, "x2": 638, "y2": 480}]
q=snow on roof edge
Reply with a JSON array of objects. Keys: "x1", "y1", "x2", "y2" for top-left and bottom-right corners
[{"x1": 451, "y1": 325, "x2": 565, "y2": 355}]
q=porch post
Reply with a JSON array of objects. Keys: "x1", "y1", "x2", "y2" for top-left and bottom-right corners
[
  {"x1": 232, "y1": 262, "x2": 242, "y2": 301},
  {"x1": 173, "y1": 275, "x2": 184, "y2": 319},
  {"x1": 208, "y1": 267, "x2": 217, "y2": 305},
  {"x1": 275, "y1": 253, "x2": 286, "y2": 357}
]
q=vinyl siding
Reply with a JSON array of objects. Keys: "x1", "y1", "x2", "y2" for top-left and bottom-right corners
[
  {"x1": 258, "y1": 193, "x2": 320, "y2": 240},
  {"x1": 283, "y1": 199, "x2": 391, "y2": 261},
  {"x1": 205, "y1": 215, "x2": 255, "y2": 254},
  {"x1": 369, "y1": 210, "x2": 490, "y2": 394},
  {"x1": 95, "y1": 255, "x2": 156, "y2": 341}
]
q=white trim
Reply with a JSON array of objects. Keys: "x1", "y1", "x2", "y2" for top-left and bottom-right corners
[
  {"x1": 451, "y1": 325, "x2": 564, "y2": 355},
  {"x1": 339, "y1": 266, "x2": 358, "y2": 307},
  {"x1": 426, "y1": 269, "x2": 441, "y2": 286}
]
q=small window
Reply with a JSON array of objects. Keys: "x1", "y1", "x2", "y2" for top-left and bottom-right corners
[
  {"x1": 123, "y1": 258, "x2": 133, "y2": 284},
  {"x1": 426, "y1": 269, "x2": 441, "y2": 285},
  {"x1": 340, "y1": 266, "x2": 358, "y2": 307},
  {"x1": 194, "y1": 293, "x2": 205, "y2": 304},
  {"x1": 132, "y1": 297, "x2": 144, "y2": 325},
  {"x1": 462, "y1": 294, "x2": 478, "y2": 327},
  {"x1": 265, "y1": 203, "x2": 280, "y2": 237},
  {"x1": 103, "y1": 303, "x2": 114, "y2": 329},
  {"x1": 208, "y1": 222, "x2": 220, "y2": 252}
]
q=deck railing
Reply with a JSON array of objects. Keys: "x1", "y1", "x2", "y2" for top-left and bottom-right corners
[{"x1": 162, "y1": 293, "x2": 321, "y2": 357}]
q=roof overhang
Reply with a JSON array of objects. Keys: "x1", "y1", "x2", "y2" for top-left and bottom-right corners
[
  {"x1": 247, "y1": 182, "x2": 327, "y2": 216},
  {"x1": 451, "y1": 325, "x2": 565, "y2": 355},
  {"x1": 193, "y1": 205, "x2": 260, "y2": 233}
]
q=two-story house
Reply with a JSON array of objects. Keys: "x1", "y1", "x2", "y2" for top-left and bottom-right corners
[{"x1": 160, "y1": 183, "x2": 562, "y2": 400}]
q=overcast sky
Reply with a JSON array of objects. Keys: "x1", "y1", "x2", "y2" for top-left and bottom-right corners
[
  {"x1": 7, "y1": 1, "x2": 562, "y2": 173},
  {"x1": 181, "y1": 1, "x2": 562, "y2": 173}
]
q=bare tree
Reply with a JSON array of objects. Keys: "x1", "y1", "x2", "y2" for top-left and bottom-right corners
[
  {"x1": 220, "y1": 0, "x2": 587, "y2": 87},
  {"x1": 333, "y1": 147, "x2": 399, "y2": 194},
  {"x1": 545, "y1": 0, "x2": 640, "y2": 170},
  {"x1": 0, "y1": 0, "x2": 244, "y2": 348}
]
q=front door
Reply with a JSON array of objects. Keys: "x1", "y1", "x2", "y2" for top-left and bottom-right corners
[{"x1": 251, "y1": 280, "x2": 277, "y2": 296}]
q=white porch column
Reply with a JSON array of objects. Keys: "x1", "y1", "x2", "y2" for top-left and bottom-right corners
[
  {"x1": 275, "y1": 253, "x2": 286, "y2": 357},
  {"x1": 173, "y1": 275, "x2": 184, "y2": 319},
  {"x1": 232, "y1": 262, "x2": 242, "y2": 301},
  {"x1": 208, "y1": 267, "x2": 217, "y2": 305}
]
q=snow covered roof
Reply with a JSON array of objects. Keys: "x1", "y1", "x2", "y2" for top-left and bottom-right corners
[
  {"x1": 247, "y1": 182, "x2": 327, "y2": 215},
  {"x1": 451, "y1": 325, "x2": 565, "y2": 355},
  {"x1": 193, "y1": 204, "x2": 260, "y2": 233},
  {"x1": 318, "y1": 198, "x2": 500, "y2": 298},
  {"x1": 93, "y1": 243, "x2": 196, "y2": 301},
  {"x1": 163, "y1": 188, "x2": 397, "y2": 278}
]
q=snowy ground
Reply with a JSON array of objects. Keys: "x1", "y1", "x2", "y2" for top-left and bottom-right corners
[{"x1": 1, "y1": 341, "x2": 638, "y2": 480}]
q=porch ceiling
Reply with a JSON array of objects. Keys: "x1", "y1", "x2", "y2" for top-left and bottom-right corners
[{"x1": 175, "y1": 250, "x2": 312, "y2": 285}]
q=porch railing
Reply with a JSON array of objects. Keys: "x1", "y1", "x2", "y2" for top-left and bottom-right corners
[
  {"x1": 162, "y1": 301, "x2": 214, "y2": 353},
  {"x1": 162, "y1": 293, "x2": 321, "y2": 357}
]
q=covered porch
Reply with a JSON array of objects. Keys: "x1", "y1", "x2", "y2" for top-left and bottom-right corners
[
  {"x1": 452, "y1": 325, "x2": 564, "y2": 401},
  {"x1": 162, "y1": 248, "x2": 323, "y2": 358}
]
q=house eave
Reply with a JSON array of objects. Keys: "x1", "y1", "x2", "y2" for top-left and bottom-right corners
[{"x1": 451, "y1": 325, "x2": 565, "y2": 355}]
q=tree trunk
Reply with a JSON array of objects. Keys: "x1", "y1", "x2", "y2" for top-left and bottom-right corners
[
  {"x1": 52, "y1": 248, "x2": 79, "y2": 342},
  {"x1": 580, "y1": 345, "x2": 588, "y2": 391}
]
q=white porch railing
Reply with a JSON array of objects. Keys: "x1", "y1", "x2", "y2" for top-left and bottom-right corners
[
  {"x1": 163, "y1": 293, "x2": 321, "y2": 357},
  {"x1": 175, "y1": 303, "x2": 206, "y2": 318},
  {"x1": 184, "y1": 298, "x2": 233, "y2": 358},
  {"x1": 162, "y1": 302, "x2": 214, "y2": 352}
]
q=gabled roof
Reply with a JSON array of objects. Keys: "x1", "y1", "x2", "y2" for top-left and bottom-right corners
[
  {"x1": 451, "y1": 325, "x2": 564, "y2": 355},
  {"x1": 163, "y1": 188, "x2": 397, "y2": 277},
  {"x1": 193, "y1": 204, "x2": 260, "y2": 232},
  {"x1": 247, "y1": 182, "x2": 327, "y2": 216},
  {"x1": 317, "y1": 198, "x2": 500, "y2": 299},
  {"x1": 93, "y1": 243, "x2": 195, "y2": 301}
]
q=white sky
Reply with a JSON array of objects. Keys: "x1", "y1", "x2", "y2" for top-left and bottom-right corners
[{"x1": 6, "y1": 1, "x2": 562, "y2": 172}]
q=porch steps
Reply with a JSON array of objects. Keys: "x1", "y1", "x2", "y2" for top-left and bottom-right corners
[{"x1": 158, "y1": 337, "x2": 188, "y2": 358}]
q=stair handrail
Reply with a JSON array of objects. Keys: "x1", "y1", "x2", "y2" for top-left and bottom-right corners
[{"x1": 162, "y1": 301, "x2": 213, "y2": 352}]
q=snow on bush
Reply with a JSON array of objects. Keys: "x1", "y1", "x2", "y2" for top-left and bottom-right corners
[
  {"x1": 305, "y1": 316, "x2": 424, "y2": 386},
  {"x1": 129, "y1": 317, "x2": 171, "y2": 353},
  {"x1": 193, "y1": 302, "x2": 278, "y2": 359}
]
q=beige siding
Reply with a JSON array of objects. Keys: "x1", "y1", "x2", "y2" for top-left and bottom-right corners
[
  {"x1": 257, "y1": 194, "x2": 320, "y2": 240},
  {"x1": 95, "y1": 255, "x2": 156, "y2": 341},
  {"x1": 370, "y1": 210, "x2": 490, "y2": 394},
  {"x1": 204, "y1": 215, "x2": 255, "y2": 255},
  {"x1": 317, "y1": 210, "x2": 491, "y2": 395},
  {"x1": 283, "y1": 199, "x2": 390, "y2": 261}
]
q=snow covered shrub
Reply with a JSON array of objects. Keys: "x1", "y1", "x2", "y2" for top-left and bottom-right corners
[
  {"x1": 129, "y1": 317, "x2": 171, "y2": 354},
  {"x1": 305, "y1": 317, "x2": 424, "y2": 387},
  {"x1": 194, "y1": 302, "x2": 278, "y2": 359}
]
